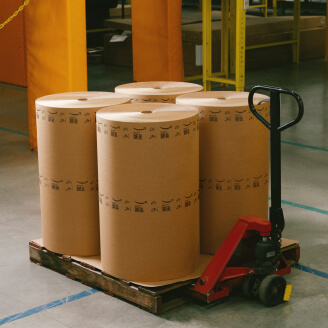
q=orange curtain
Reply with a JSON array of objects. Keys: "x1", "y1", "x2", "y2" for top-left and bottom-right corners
[
  {"x1": 25, "y1": 0, "x2": 88, "y2": 151},
  {"x1": 131, "y1": 0, "x2": 184, "y2": 82},
  {"x1": 0, "y1": 0, "x2": 27, "y2": 86}
]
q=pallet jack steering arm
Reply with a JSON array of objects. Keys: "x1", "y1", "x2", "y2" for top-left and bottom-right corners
[
  {"x1": 189, "y1": 86, "x2": 304, "y2": 305},
  {"x1": 249, "y1": 86, "x2": 304, "y2": 240}
]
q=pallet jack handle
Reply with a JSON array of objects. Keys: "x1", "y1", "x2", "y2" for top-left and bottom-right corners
[{"x1": 248, "y1": 85, "x2": 304, "y2": 239}]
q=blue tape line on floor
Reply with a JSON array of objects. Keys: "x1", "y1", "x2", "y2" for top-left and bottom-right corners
[
  {"x1": 281, "y1": 199, "x2": 328, "y2": 216},
  {"x1": 269, "y1": 197, "x2": 328, "y2": 216},
  {"x1": 0, "y1": 83, "x2": 27, "y2": 92},
  {"x1": 0, "y1": 126, "x2": 29, "y2": 137},
  {"x1": 0, "y1": 288, "x2": 100, "y2": 326},
  {"x1": 293, "y1": 264, "x2": 328, "y2": 280},
  {"x1": 0, "y1": 269, "x2": 326, "y2": 325},
  {"x1": 281, "y1": 140, "x2": 328, "y2": 152}
]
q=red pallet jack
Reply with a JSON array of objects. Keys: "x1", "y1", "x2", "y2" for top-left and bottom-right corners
[{"x1": 188, "y1": 85, "x2": 304, "y2": 307}]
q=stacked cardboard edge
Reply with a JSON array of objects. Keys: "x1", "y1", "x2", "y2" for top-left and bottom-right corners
[
  {"x1": 101, "y1": 13, "x2": 326, "y2": 75},
  {"x1": 183, "y1": 15, "x2": 326, "y2": 75},
  {"x1": 109, "y1": 5, "x2": 132, "y2": 19}
]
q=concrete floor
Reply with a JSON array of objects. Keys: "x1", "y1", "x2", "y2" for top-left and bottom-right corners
[{"x1": 1, "y1": 58, "x2": 328, "y2": 327}]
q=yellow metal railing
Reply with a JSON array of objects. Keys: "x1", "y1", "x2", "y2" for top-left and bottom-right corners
[
  {"x1": 187, "y1": 0, "x2": 301, "y2": 91},
  {"x1": 272, "y1": 0, "x2": 286, "y2": 16},
  {"x1": 249, "y1": 0, "x2": 268, "y2": 18}
]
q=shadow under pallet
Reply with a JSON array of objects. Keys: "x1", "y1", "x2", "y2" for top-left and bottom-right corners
[{"x1": 29, "y1": 239, "x2": 300, "y2": 314}]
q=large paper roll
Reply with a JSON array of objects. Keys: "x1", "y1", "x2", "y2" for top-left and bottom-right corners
[
  {"x1": 115, "y1": 81, "x2": 203, "y2": 103},
  {"x1": 176, "y1": 91, "x2": 270, "y2": 254},
  {"x1": 36, "y1": 92, "x2": 130, "y2": 256},
  {"x1": 96, "y1": 103, "x2": 200, "y2": 282}
]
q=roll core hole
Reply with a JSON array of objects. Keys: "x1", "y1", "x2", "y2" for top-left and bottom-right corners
[
  {"x1": 153, "y1": 87, "x2": 161, "y2": 89},
  {"x1": 141, "y1": 111, "x2": 152, "y2": 114},
  {"x1": 217, "y1": 97, "x2": 226, "y2": 100},
  {"x1": 78, "y1": 98, "x2": 88, "y2": 101}
]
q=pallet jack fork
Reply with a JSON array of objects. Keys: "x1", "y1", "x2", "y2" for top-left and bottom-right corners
[{"x1": 188, "y1": 86, "x2": 304, "y2": 307}]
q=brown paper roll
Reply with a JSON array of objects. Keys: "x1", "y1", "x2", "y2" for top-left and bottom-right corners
[
  {"x1": 115, "y1": 81, "x2": 203, "y2": 103},
  {"x1": 176, "y1": 91, "x2": 270, "y2": 254},
  {"x1": 96, "y1": 103, "x2": 200, "y2": 282},
  {"x1": 36, "y1": 92, "x2": 130, "y2": 256}
]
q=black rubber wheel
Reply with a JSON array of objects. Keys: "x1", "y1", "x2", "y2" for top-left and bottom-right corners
[
  {"x1": 259, "y1": 275, "x2": 286, "y2": 307},
  {"x1": 242, "y1": 276, "x2": 256, "y2": 298},
  {"x1": 242, "y1": 275, "x2": 262, "y2": 298}
]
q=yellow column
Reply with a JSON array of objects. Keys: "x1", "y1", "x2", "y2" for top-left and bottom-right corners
[
  {"x1": 293, "y1": 0, "x2": 300, "y2": 63},
  {"x1": 230, "y1": 0, "x2": 236, "y2": 75},
  {"x1": 221, "y1": 0, "x2": 229, "y2": 81},
  {"x1": 263, "y1": 0, "x2": 268, "y2": 18},
  {"x1": 273, "y1": 0, "x2": 277, "y2": 16},
  {"x1": 202, "y1": 0, "x2": 212, "y2": 91},
  {"x1": 235, "y1": 0, "x2": 246, "y2": 91}
]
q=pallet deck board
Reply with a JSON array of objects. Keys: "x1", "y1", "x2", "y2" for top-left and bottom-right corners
[
  {"x1": 29, "y1": 240, "x2": 300, "y2": 314},
  {"x1": 29, "y1": 242, "x2": 194, "y2": 314}
]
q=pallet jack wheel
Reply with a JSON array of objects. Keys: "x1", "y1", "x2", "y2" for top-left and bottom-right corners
[
  {"x1": 259, "y1": 274, "x2": 287, "y2": 307},
  {"x1": 242, "y1": 275, "x2": 261, "y2": 298}
]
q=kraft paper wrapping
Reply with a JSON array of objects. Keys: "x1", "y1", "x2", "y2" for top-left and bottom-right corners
[
  {"x1": 176, "y1": 91, "x2": 270, "y2": 255},
  {"x1": 36, "y1": 92, "x2": 131, "y2": 256},
  {"x1": 96, "y1": 103, "x2": 200, "y2": 282},
  {"x1": 115, "y1": 81, "x2": 203, "y2": 103}
]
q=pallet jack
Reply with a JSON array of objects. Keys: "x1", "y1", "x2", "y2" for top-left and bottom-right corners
[{"x1": 188, "y1": 85, "x2": 304, "y2": 307}]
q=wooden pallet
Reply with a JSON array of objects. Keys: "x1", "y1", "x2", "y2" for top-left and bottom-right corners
[
  {"x1": 281, "y1": 240, "x2": 301, "y2": 265},
  {"x1": 29, "y1": 241, "x2": 193, "y2": 314},
  {"x1": 29, "y1": 239, "x2": 300, "y2": 314}
]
